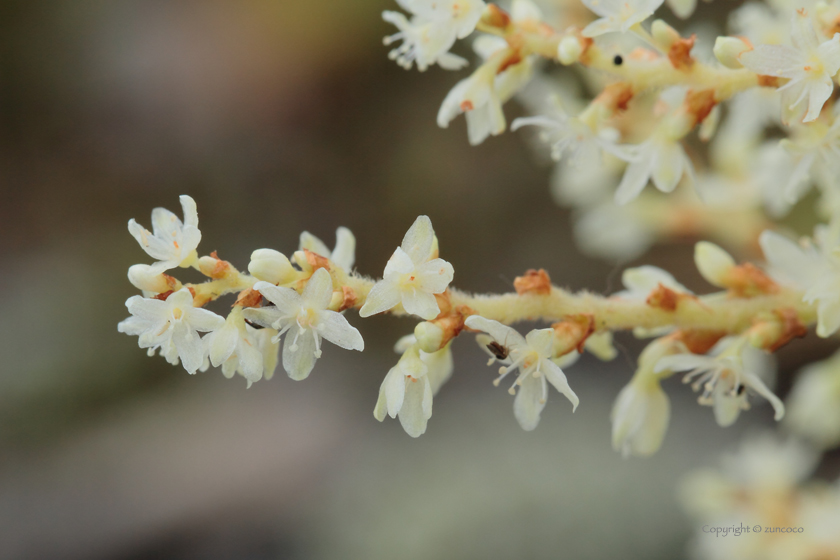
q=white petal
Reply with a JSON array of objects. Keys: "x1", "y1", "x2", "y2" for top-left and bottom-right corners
[
  {"x1": 384, "y1": 366, "x2": 406, "y2": 418},
  {"x1": 650, "y1": 143, "x2": 685, "y2": 193},
  {"x1": 513, "y1": 374, "x2": 547, "y2": 431},
  {"x1": 423, "y1": 346, "x2": 454, "y2": 394},
  {"x1": 614, "y1": 155, "x2": 654, "y2": 205},
  {"x1": 186, "y1": 307, "x2": 225, "y2": 332},
  {"x1": 581, "y1": 18, "x2": 619, "y2": 38},
  {"x1": 743, "y1": 371, "x2": 785, "y2": 420},
  {"x1": 817, "y1": 299, "x2": 840, "y2": 337},
  {"x1": 802, "y1": 78, "x2": 833, "y2": 122},
  {"x1": 254, "y1": 281, "x2": 303, "y2": 314},
  {"x1": 464, "y1": 316, "x2": 527, "y2": 349},
  {"x1": 242, "y1": 307, "x2": 284, "y2": 329},
  {"x1": 401, "y1": 215, "x2": 436, "y2": 264},
  {"x1": 359, "y1": 280, "x2": 402, "y2": 317},
  {"x1": 332, "y1": 227, "x2": 356, "y2": 270},
  {"x1": 398, "y1": 376, "x2": 432, "y2": 437},
  {"x1": 125, "y1": 295, "x2": 167, "y2": 322},
  {"x1": 542, "y1": 360, "x2": 580, "y2": 411},
  {"x1": 179, "y1": 195, "x2": 199, "y2": 229},
  {"x1": 299, "y1": 231, "x2": 331, "y2": 258},
  {"x1": 414, "y1": 259, "x2": 454, "y2": 293},
  {"x1": 712, "y1": 382, "x2": 744, "y2": 427},
  {"x1": 172, "y1": 323, "x2": 206, "y2": 374},
  {"x1": 302, "y1": 268, "x2": 334, "y2": 310},
  {"x1": 316, "y1": 310, "x2": 364, "y2": 351},
  {"x1": 400, "y1": 289, "x2": 441, "y2": 320},
  {"x1": 739, "y1": 45, "x2": 802, "y2": 77},
  {"x1": 207, "y1": 323, "x2": 238, "y2": 367},
  {"x1": 282, "y1": 328, "x2": 318, "y2": 380},
  {"x1": 383, "y1": 247, "x2": 416, "y2": 278}
]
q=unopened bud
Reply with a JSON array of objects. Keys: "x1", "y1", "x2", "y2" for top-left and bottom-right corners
[
  {"x1": 128, "y1": 264, "x2": 176, "y2": 293},
  {"x1": 198, "y1": 255, "x2": 231, "y2": 279},
  {"x1": 714, "y1": 37, "x2": 750, "y2": 69},
  {"x1": 557, "y1": 36, "x2": 583, "y2": 65},
  {"x1": 414, "y1": 321, "x2": 445, "y2": 353},
  {"x1": 651, "y1": 19, "x2": 679, "y2": 50},
  {"x1": 249, "y1": 249, "x2": 295, "y2": 284},
  {"x1": 694, "y1": 241, "x2": 736, "y2": 287}
]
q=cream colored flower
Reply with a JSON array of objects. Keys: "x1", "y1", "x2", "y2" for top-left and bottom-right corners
[
  {"x1": 244, "y1": 268, "x2": 364, "y2": 380},
  {"x1": 118, "y1": 288, "x2": 224, "y2": 374},
  {"x1": 466, "y1": 316, "x2": 579, "y2": 431},
  {"x1": 360, "y1": 216, "x2": 454, "y2": 320},
  {"x1": 128, "y1": 195, "x2": 201, "y2": 274}
]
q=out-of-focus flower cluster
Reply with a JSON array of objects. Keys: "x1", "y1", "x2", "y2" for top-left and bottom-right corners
[{"x1": 681, "y1": 435, "x2": 840, "y2": 559}]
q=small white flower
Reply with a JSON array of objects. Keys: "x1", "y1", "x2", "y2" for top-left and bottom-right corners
[
  {"x1": 739, "y1": 13, "x2": 840, "y2": 123},
  {"x1": 359, "y1": 216, "x2": 454, "y2": 320},
  {"x1": 511, "y1": 104, "x2": 621, "y2": 166},
  {"x1": 613, "y1": 135, "x2": 695, "y2": 205},
  {"x1": 785, "y1": 349, "x2": 840, "y2": 448},
  {"x1": 128, "y1": 195, "x2": 201, "y2": 274},
  {"x1": 465, "y1": 315, "x2": 579, "y2": 431},
  {"x1": 244, "y1": 268, "x2": 364, "y2": 380},
  {"x1": 204, "y1": 307, "x2": 275, "y2": 387},
  {"x1": 373, "y1": 335, "x2": 454, "y2": 437},
  {"x1": 760, "y1": 226, "x2": 840, "y2": 336},
  {"x1": 611, "y1": 376, "x2": 670, "y2": 457},
  {"x1": 438, "y1": 34, "x2": 534, "y2": 145},
  {"x1": 299, "y1": 226, "x2": 356, "y2": 271},
  {"x1": 437, "y1": 66, "x2": 506, "y2": 146},
  {"x1": 118, "y1": 288, "x2": 225, "y2": 374},
  {"x1": 580, "y1": 0, "x2": 665, "y2": 37},
  {"x1": 779, "y1": 117, "x2": 840, "y2": 204},
  {"x1": 655, "y1": 337, "x2": 784, "y2": 427},
  {"x1": 382, "y1": 0, "x2": 485, "y2": 71}
]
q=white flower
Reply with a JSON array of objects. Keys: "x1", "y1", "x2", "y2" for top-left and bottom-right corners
[
  {"x1": 299, "y1": 226, "x2": 356, "y2": 271},
  {"x1": 359, "y1": 216, "x2": 454, "y2": 320},
  {"x1": 779, "y1": 117, "x2": 840, "y2": 204},
  {"x1": 511, "y1": 104, "x2": 621, "y2": 166},
  {"x1": 244, "y1": 268, "x2": 364, "y2": 380},
  {"x1": 739, "y1": 13, "x2": 840, "y2": 123},
  {"x1": 611, "y1": 376, "x2": 670, "y2": 457},
  {"x1": 118, "y1": 288, "x2": 225, "y2": 374},
  {"x1": 465, "y1": 315, "x2": 579, "y2": 431},
  {"x1": 760, "y1": 226, "x2": 840, "y2": 336},
  {"x1": 655, "y1": 337, "x2": 784, "y2": 427},
  {"x1": 437, "y1": 33, "x2": 535, "y2": 145},
  {"x1": 613, "y1": 135, "x2": 695, "y2": 205},
  {"x1": 580, "y1": 0, "x2": 664, "y2": 37},
  {"x1": 382, "y1": 0, "x2": 485, "y2": 71},
  {"x1": 785, "y1": 349, "x2": 840, "y2": 448},
  {"x1": 373, "y1": 335, "x2": 454, "y2": 437},
  {"x1": 128, "y1": 195, "x2": 201, "y2": 274},
  {"x1": 382, "y1": 12, "x2": 468, "y2": 71},
  {"x1": 204, "y1": 307, "x2": 277, "y2": 387}
]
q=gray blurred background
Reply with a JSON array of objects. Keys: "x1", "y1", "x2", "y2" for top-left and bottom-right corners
[{"x1": 0, "y1": 1, "x2": 834, "y2": 559}]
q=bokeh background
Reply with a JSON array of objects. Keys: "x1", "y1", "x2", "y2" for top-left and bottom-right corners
[{"x1": 1, "y1": 1, "x2": 836, "y2": 559}]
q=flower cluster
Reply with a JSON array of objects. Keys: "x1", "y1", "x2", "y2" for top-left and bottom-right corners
[{"x1": 680, "y1": 435, "x2": 840, "y2": 560}]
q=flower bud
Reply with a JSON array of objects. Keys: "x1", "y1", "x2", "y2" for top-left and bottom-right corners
[
  {"x1": 557, "y1": 36, "x2": 582, "y2": 65},
  {"x1": 414, "y1": 321, "x2": 445, "y2": 353},
  {"x1": 128, "y1": 264, "x2": 176, "y2": 293},
  {"x1": 714, "y1": 37, "x2": 750, "y2": 69},
  {"x1": 249, "y1": 249, "x2": 295, "y2": 284},
  {"x1": 651, "y1": 19, "x2": 679, "y2": 51},
  {"x1": 694, "y1": 241, "x2": 736, "y2": 287},
  {"x1": 198, "y1": 255, "x2": 231, "y2": 279}
]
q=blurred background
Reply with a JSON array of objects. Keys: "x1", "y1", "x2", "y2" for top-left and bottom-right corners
[{"x1": 0, "y1": 1, "x2": 836, "y2": 558}]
